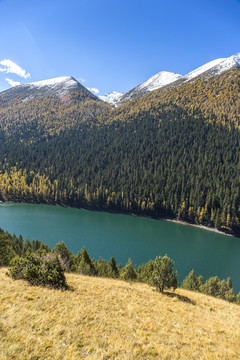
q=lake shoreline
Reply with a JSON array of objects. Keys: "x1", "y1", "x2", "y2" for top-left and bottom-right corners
[
  {"x1": 165, "y1": 219, "x2": 233, "y2": 237},
  {"x1": 1, "y1": 200, "x2": 240, "y2": 292},
  {"x1": 128, "y1": 213, "x2": 234, "y2": 237},
  {"x1": 0, "y1": 199, "x2": 236, "y2": 238}
]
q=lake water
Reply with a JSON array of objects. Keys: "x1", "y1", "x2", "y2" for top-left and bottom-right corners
[{"x1": 0, "y1": 203, "x2": 240, "y2": 292}]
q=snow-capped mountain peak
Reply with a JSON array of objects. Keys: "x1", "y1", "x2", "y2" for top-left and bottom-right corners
[
  {"x1": 120, "y1": 71, "x2": 182, "y2": 104},
  {"x1": 98, "y1": 71, "x2": 183, "y2": 106},
  {"x1": 137, "y1": 71, "x2": 182, "y2": 92},
  {"x1": 99, "y1": 53, "x2": 240, "y2": 106},
  {"x1": 99, "y1": 91, "x2": 124, "y2": 105},
  {"x1": 28, "y1": 76, "x2": 78, "y2": 89},
  {"x1": 24, "y1": 76, "x2": 81, "y2": 99},
  {"x1": 182, "y1": 53, "x2": 240, "y2": 81},
  {"x1": 0, "y1": 76, "x2": 99, "y2": 104},
  {"x1": 1, "y1": 53, "x2": 239, "y2": 107}
]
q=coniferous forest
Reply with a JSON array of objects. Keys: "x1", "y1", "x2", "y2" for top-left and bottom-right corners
[{"x1": 0, "y1": 68, "x2": 240, "y2": 234}]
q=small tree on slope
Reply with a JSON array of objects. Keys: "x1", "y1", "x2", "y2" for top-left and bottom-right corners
[{"x1": 151, "y1": 255, "x2": 178, "y2": 293}]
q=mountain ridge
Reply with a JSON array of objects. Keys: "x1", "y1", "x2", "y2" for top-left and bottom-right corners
[
  {"x1": 0, "y1": 75, "x2": 100, "y2": 104},
  {"x1": 182, "y1": 53, "x2": 240, "y2": 82},
  {"x1": 119, "y1": 71, "x2": 182, "y2": 105},
  {"x1": 99, "y1": 91, "x2": 124, "y2": 105},
  {"x1": 0, "y1": 52, "x2": 239, "y2": 107},
  {"x1": 99, "y1": 52, "x2": 240, "y2": 105}
]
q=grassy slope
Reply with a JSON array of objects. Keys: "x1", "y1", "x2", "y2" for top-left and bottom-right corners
[{"x1": 0, "y1": 268, "x2": 239, "y2": 360}]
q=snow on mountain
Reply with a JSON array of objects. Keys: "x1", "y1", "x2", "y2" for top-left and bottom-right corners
[
  {"x1": 182, "y1": 53, "x2": 240, "y2": 82},
  {"x1": 99, "y1": 91, "x2": 124, "y2": 105},
  {"x1": 99, "y1": 53, "x2": 240, "y2": 106},
  {"x1": 0, "y1": 76, "x2": 99, "y2": 103},
  {"x1": 21, "y1": 76, "x2": 80, "y2": 99},
  {"x1": 28, "y1": 76, "x2": 78, "y2": 90},
  {"x1": 120, "y1": 71, "x2": 182, "y2": 104},
  {"x1": 137, "y1": 71, "x2": 182, "y2": 92},
  {"x1": 1, "y1": 53, "x2": 239, "y2": 107},
  {"x1": 98, "y1": 71, "x2": 182, "y2": 106}
]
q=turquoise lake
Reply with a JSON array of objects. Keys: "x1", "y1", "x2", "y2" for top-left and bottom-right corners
[{"x1": 0, "y1": 203, "x2": 239, "y2": 292}]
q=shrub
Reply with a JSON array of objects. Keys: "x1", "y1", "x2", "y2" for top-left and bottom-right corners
[
  {"x1": 236, "y1": 292, "x2": 240, "y2": 305},
  {"x1": 121, "y1": 259, "x2": 137, "y2": 281},
  {"x1": 200, "y1": 276, "x2": 221, "y2": 297},
  {"x1": 76, "y1": 247, "x2": 96, "y2": 275},
  {"x1": 0, "y1": 237, "x2": 16, "y2": 266},
  {"x1": 95, "y1": 257, "x2": 109, "y2": 277},
  {"x1": 224, "y1": 288, "x2": 236, "y2": 303},
  {"x1": 181, "y1": 270, "x2": 204, "y2": 291},
  {"x1": 151, "y1": 255, "x2": 178, "y2": 293},
  {"x1": 107, "y1": 256, "x2": 119, "y2": 278},
  {"x1": 53, "y1": 241, "x2": 73, "y2": 271},
  {"x1": 8, "y1": 253, "x2": 68, "y2": 289},
  {"x1": 200, "y1": 276, "x2": 236, "y2": 302},
  {"x1": 137, "y1": 260, "x2": 155, "y2": 283}
]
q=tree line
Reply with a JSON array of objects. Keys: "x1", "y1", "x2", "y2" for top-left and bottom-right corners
[{"x1": 1, "y1": 228, "x2": 240, "y2": 303}]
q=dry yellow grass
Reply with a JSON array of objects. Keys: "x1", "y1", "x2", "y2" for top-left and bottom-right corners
[{"x1": 0, "y1": 268, "x2": 240, "y2": 360}]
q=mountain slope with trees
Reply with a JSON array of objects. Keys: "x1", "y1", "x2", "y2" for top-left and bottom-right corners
[{"x1": 0, "y1": 67, "x2": 240, "y2": 234}]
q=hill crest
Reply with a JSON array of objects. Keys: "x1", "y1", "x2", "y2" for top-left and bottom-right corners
[
  {"x1": 0, "y1": 75, "x2": 99, "y2": 104},
  {"x1": 100, "y1": 52, "x2": 240, "y2": 105}
]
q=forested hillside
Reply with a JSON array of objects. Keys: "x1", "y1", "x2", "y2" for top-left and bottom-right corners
[
  {"x1": 0, "y1": 68, "x2": 240, "y2": 234},
  {"x1": 0, "y1": 90, "x2": 110, "y2": 139}
]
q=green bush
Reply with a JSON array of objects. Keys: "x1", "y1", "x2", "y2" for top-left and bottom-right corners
[
  {"x1": 137, "y1": 260, "x2": 155, "y2": 283},
  {"x1": 151, "y1": 255, "x2": 178, "y2": 293},
  {"x1": 107, "y1": 256, "x2": 119, "y2": 278},
  {"x1": 0, "y1": 237, "x2": 16, "y2": 266},
  {"x1": 121, "y1": 259, "x2": 137, "y2": 281},
  {"x1": 8, "y1": 253, "x2": 68, "y2": 289},
  {"x1": 53, "y1": 241, "x2": 73, "y2": 271},
  {"x1": 200, "y1": 276, "x2": 236, "y2": 302},
  {"x1": 95, "y1": 257, "x2": 109, "y2": 277},
  {"x1": 76, "y1": 247, "x2": 96, "y2": 275},
  {"x1": 236, "y1": 292, "x2": 240, "y2": 305},
  {"x1": 181, "y1": 270, "x2": 204, "y2": 291}
]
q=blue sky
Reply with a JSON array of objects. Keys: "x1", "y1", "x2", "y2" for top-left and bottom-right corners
[{"x1": 0, "y1": 0, "x2": 240, "y2": 95}]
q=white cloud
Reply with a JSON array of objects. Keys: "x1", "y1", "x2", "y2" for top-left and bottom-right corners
[
  {"x1": 87, "y1": 87, "x2": 99, "y2": 94},
  {"x1": 0, "y1": 59, "x2": 30, "y2": 79},
  {"x1": 5, "y1": 78, "x2": 21, "y2": 87},
  {"x1": 78, "y1": 77, "x2": 86, "y2": 83}
]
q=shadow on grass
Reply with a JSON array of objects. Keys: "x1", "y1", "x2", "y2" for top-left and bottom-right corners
[{"x1": 163, "y1": 291, "x2": 196, "y2": 305}]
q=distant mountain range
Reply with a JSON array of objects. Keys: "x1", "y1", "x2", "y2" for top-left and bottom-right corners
[
  {"x1": 0, "y1": 53, "x2": 239, "y2": 107},
  {"x1": 100, "y1": 53, "x2": 240, "y2": 105},
  {"x1": 99, "y1": 71, "x2": 182, "y2": 105}
]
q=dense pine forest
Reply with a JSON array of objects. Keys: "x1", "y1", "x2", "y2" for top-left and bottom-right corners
[{"x1": 0, "y1": 68, "x2": 240, "y2": 234}]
